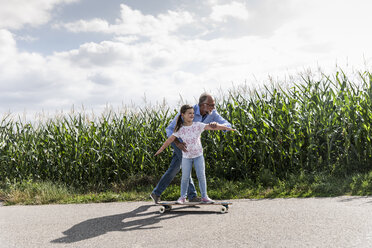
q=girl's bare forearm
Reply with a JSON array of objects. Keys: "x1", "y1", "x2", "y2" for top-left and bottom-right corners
[{"x1": 155, "y1": 136, "x2": 176, "y2": 156}]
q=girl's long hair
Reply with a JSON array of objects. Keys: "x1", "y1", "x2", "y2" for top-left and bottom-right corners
[{"x1": 174, "y1": 104, "x2": 193, "y2": 133}]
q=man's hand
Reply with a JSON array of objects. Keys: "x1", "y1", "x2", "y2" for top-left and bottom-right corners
[
  {"x1": 208, "y1": 122, "x2": 218, "y2": 129},
  {"x1": 174, "y1": 139, "x2": 187, "y2": 152}
]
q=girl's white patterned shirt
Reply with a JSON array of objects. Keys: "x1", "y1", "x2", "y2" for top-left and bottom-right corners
[{"x1": 172, "y1": 122, "x2": 206, "y2": 158}]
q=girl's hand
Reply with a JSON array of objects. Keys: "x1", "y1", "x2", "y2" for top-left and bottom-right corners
[{"x1": 225, "y1": 126, "x2": 237, "y2": 131}]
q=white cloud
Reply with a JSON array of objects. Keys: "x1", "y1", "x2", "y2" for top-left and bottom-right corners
[
  {"x1": 0, "y1": 29, "x2": 249, "y2": 114},
  {"x1": 271, "y1": 0, "x2": 372, "y2": 71},
  {"x1": 0, "y1": 0, "x2": 79, "y2": 30},
  {"x1": 15, "y1": 34, "x2": 39, "y2": 42},
  {"x1": 210, "y1": 1, "x2": 250, "y2": 22},
  {"x1": 56, "y1": 4, "x2": 194, "y2": 37},
  {"x1": 0, "y1": 29, "x2": 17, "y2": 60},
  {"x1": 2, "y1": 0, "x2": 372, "y2": 118},
  {"x1": 62, "y1": 41, "x2": 136, "y2": 67},
  {"x1": 0, "y1": 30, "x2": 86, "y2": 113},
  {"x1": 57, "y1": 18, "x2": 110, "y2": 33}
]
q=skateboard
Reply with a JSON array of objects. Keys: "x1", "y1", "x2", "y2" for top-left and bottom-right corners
[{"x1": 157, "y1": 201, "x2": 232, "y2": 214}]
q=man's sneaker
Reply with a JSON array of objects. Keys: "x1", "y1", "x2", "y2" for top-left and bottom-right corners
[
  {"x1": 176, "y1": 197, "x2": 186, "y2": 204},
  {"x1": 201, "y1": 197, "x2": 215, "y2": 204},
  {"x1": 189, "y1": 196, "x2": 202, "y2": 202},
  {"x1": 150, "y1": 193, "x2": 160, "y2": 204}
]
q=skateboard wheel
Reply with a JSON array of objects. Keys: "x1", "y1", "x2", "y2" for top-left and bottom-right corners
[
  {"x1": 220, "y1": 206, "x2": 227, "y2": 214},
  {"x1": 159, "y1": 206, "x2": 166, "y2": 214}
]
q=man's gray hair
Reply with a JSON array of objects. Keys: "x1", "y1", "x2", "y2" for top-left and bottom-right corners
[{"x1": 199, "y1": 93, "x2": 212, "y2": 105}]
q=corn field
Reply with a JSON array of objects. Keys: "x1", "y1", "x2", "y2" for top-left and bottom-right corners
[{"x1": 1, "y1": 70, "x2": 372, "y2": 189}]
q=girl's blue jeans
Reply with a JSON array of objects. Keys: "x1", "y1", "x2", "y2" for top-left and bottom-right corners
[
  {"x1": 152, "y1": 142, "x2": 197, "y2": 198},
  {"x1": 180, "y1": 155, "x2": 207, "y2": 198}
]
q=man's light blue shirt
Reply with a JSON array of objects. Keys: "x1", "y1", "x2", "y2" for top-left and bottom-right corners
[{"x1": 166, "y1": 104, "x2": 231, "y2": 138}]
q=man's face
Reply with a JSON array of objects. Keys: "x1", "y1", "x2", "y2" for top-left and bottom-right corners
[{"x1": 200, "y1": 97, "x2": 215, "y2": 115}]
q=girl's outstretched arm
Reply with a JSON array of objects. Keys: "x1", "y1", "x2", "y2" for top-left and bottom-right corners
[
  {"x1": 155, "y1": 135, "x2": 176, "y2": 156},
  {"x1": 205, "y1": 122, "x2": 237, "y2": 131}
]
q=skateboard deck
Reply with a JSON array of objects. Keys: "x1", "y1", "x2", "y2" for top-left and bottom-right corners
[{"x1": 156, "y1": 201, "x2": 232, "y2": 214}]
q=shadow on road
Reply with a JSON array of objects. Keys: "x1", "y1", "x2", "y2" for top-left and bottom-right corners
[
  {"x1": 337, "y1": 196, "x2": 372, "y2": 204},
  {"x1": 51, "y1": 204, "x2": 217, "y2": 244}
]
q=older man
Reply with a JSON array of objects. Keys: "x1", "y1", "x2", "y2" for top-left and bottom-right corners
[{"x1": 150, "y1": 93, "x2": 231, "y2": 203}]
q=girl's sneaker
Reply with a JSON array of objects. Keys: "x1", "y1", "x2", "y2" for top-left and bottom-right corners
[
  {"x1": 201, "y1": 197, "x2": 215, "y2": 204},
  {"x1": 176, "y1": 197, "x2": 186, "y2": 204}
]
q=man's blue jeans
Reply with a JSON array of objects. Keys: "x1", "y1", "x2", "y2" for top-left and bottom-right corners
[{"x1": 152, "y1": 142, "x2": 197, "y2": 199}]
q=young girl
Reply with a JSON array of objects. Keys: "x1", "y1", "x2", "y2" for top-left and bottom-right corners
[{"x1": 155, "y1": 104, "x2": 236, "y2": 204}]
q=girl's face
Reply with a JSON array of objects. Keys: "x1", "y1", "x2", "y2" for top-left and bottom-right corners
[{"x1": 182, "y1": 108, "x2": 194, "y2": 122}]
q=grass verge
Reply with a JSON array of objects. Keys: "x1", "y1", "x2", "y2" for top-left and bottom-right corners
[{"x1": 1, "y1": 171, "x2": 372, "y2": 206}]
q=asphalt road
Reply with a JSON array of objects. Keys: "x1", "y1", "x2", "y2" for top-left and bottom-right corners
[{"x1": 1, "y1": 196, "x2": 372, "y2": 248}]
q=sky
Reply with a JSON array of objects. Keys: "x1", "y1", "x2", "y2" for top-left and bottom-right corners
[{"x1": 1, "y1": 0, "x2": 372, "y2": 120}]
